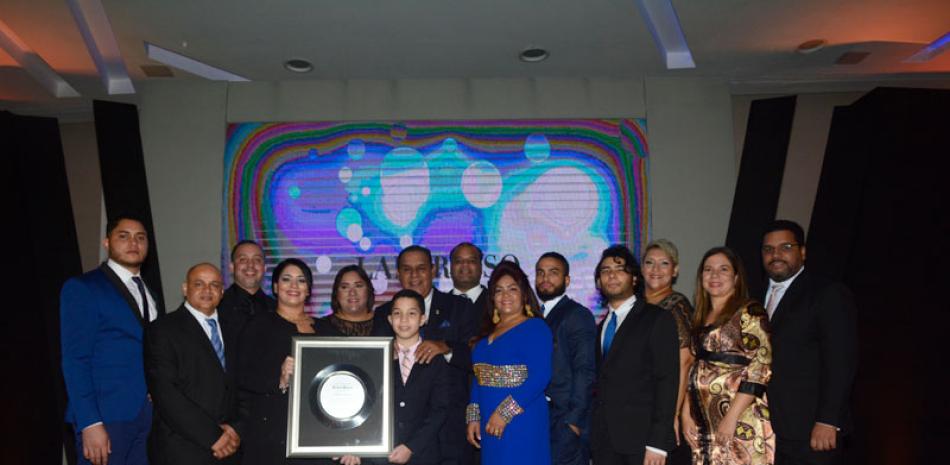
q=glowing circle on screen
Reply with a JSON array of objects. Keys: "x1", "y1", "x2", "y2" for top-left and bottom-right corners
[
  {"x1": 315, "y1": 255, "x2": 332, "y2": 274},
  {"x1": 525, "y1": 134, "x2": 551, "y2": 163},
  {"x1": 347, "y1": 139, "x2": 365, "y2": 160},
  {"x1": 399, "y1": 235, "x2": 413, "y2": 248},
  {"x1": 380, "y1": 147, "x2": 429, "y2": 227},
  {"x1": 339, "y1": 166, "x2": 353, "y2": 183},
  {"x1": 288, "y1": 185, "x2": 301, "y2": 199},
  {"x1": 359, "y1": 237, "x2": 372, "y2": 250},
  {"x1": 335, "y1": 208, "x2": 363, "y2": 240},
  {"x1": 346, "y1": 224, "x2": 363, "y2": 242},
  {"x1": 361, "y1": 186, "x2": 371, "y2": 196},
  {"x1": 461, "y1": 161, "x2": 503, "y2": 208}
]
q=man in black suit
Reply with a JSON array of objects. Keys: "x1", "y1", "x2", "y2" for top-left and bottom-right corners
[
  {"x1": 535, "y1": 252, "x2": 596, "y2": 465},
  {"x1": 449, "y1": 242, "x2": 488, "y2": 332},
  {"x1": 590, "y1": 245, "x2": 678, "y2": 465},
  {"x1": 376, "y1": 245, "x2": 476, "y2": 465},
  {"x1": 219, "y1": 240, "x2": 276, "y2": 333},
  {"x1": 761, "y1": 220, "x2": 857, "y2": 465},
  {"x1": 145, "y1": 263, "x2": 242, "y2": 464}
]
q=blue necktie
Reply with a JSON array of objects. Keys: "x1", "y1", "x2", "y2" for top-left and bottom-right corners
[
  {"x1": 602, "y1": 311, "x2": 618, "y2": 357},
  {"x1": 206, "y1": 318, "x2": 226, "y2": 369}
]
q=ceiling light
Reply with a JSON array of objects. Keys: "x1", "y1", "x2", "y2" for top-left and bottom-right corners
[
  {"x1": 145, "y1": 42, "x2": 249, "y2": 81},
  {"x1": 519, "y1": 48, "x2": 549, "y2": 63},
  {"x1": 905, "y1": 31, "x2": 950, "y2": 63},
  {"x1": 284, "y1": 59, "x2": 313, "y2": 73},
  {"x1": 796, "y1": 39, "x2": 826, "y2": 54}
]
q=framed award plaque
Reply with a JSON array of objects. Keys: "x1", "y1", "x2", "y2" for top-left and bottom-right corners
[{"x1": 287, "y1": 336, "x2": 393, "y2": 457}]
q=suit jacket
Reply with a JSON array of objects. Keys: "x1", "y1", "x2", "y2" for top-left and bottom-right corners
[
  {"x1": 218, "y1": 284, "x2": 275, "y2": 336},
  {"x1": 767, "y1": 270, "x2": 858, "y2": 440},
  {"x1": 145, "y1": 305, "x2": 242, "y2": 465},
  {"x1": 544, "y1": 296, "x2": 597, "y2": 432},
  {"x1": 592, "y1": 299, "x2": 679, "y2": 455},
  {"x1": 60, "y1": 263, "x2": 166, "y2": 429},
  {"x1": 389, "y1": 354, "x2": 451, "y2": 465}
]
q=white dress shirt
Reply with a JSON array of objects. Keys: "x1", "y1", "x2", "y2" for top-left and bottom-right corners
[
  {"x1": 107, "y1": 259, "x2": 157, "y2": 322},
  {"x1": 452, "y1": 285, "x2": 484, "y2": 303},
  {"x1": 183, "y1": 302, "x2": 223, "y2": 351},
  {"x1": 541, "y1": 294, "x2": 567, "y2": 318},
  {"x1": 423, "y1": 289, "x2": 452, "y2": 362}
]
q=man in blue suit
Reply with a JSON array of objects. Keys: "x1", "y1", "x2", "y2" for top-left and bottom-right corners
[
  {"x1": 61, "y1": 215, "x2": 164, "y2": 465},
  {"x1": 535, "y1": 252, "x2": 597, "y2": 465}
]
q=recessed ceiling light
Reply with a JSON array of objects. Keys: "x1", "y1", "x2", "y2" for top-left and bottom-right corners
[
  {"x1": 284, "y1": 59, "x2": 313, "y2": 73},
  {"x1": 796, "y1": 39, "x2": 826, "y2": 54},
  {"x1": 519, "y1": 48, "x2": 549, "y2": 63}
]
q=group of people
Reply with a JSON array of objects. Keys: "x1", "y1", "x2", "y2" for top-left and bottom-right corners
[{"x1": 60, "y1": 214, "x2": 857, "y2": 465}]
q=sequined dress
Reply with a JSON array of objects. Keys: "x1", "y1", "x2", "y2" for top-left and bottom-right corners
[
  {"x1": 468, "y1": 318, "x2": 552, "y2": 465},
  {"x1": 688, "y1": 304, "x2": 775, "y2": 465}
]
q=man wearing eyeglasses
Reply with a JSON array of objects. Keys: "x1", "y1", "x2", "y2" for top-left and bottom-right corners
[{"x1": 761, "y1": 220, "x2": 857, "y2": 465}]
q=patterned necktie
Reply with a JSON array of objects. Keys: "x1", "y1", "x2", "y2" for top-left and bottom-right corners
[
  {"x1": 131, "y1": 276, "x2": 150, "y2": 320},
  {"x1": 399, "y1": 347, "x2": 414, "y2": 384},
  {"x1": 766, "y1": 284, "x2": 782, "y2": 320},
  {"x1": 206, "y1": 318, "x2": 226, "y2": 369},
  {"x1": 602, "y1": 312, "x2": 618, "y2": 357}
]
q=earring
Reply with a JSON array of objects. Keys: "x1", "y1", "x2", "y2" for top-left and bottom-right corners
[
  {"x1": 492, "y1": 309, "x2": 500, "y2": 324},
  {"x1": 525, "y1": 305, "x2": 534, "y2": 317}
]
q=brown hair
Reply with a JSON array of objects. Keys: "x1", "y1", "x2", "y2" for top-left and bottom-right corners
[
  {"x1": 691, "y1": 246, "x2": 754, "y2": 333},
  {"x1": 330, "y1": 265, "x2": 375, "y2": 314}
]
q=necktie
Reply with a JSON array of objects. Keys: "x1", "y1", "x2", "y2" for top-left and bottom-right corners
[
  {"x1": 399, "y1": 347, "x2": 414, "y2": 384},
  {"x1": 206, "y1": 318, "x2": 226, "y2": 369},
  {"x1": 131, "y1": 276, "x2": 150, "y2": 320},
  {"x1": 766, "y1": 284, "x2": 782, "y2": 319},
  {"x1": 602, "y1": 312, "x2": 618, "y2": 357}
]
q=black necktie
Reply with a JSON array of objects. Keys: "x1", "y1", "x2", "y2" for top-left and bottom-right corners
[{"x1": 131, "y1": 276, "x2": 150, "y2": 320}]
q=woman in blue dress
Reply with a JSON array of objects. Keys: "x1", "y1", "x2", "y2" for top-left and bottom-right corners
[{"x1": 466, "y1": 260, "x2": 552, "y2": 465}]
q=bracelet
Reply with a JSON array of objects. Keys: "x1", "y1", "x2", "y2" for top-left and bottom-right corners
[
  {"x1": 493, "y1": 395, "x2": 524, "y2": 424},
  {"x1": 466, "y1": 403, "x2": 481, "y2": 423}
]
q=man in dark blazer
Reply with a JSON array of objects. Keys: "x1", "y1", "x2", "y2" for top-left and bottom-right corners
[
  {"x1": 535, "y1": 252, "x2": 596, "y2": 465},
  {"x1": 376, "y1": 245, "x2": 476, "y2": 465},
  {"x1": 761, "y1": 220, "x2": 857, "y2": 465},
  {"x1": 145, "y1": 263, "x2": 242, "y2": 464},
  {"x1": 449, "y1": 242, "x2": 488, "y2": 334},
  {"x1": 61, "y1": 215, "x2": 166, "y2": 465},
  {"x1": 590, "y1": 245, "x2": 679, "y2": 465},
  {"x1": 218, "y1": 240, "x2": 275, "y2": 334}
]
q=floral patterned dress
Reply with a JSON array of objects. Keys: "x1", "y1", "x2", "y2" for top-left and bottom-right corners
[{"x1": 688, "y1": 304, "x2": 775, "y2": 465}]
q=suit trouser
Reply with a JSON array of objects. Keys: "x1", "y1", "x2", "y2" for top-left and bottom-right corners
[
  {"x1": 550, "y1": 415, "x2": 589, "y2": 465},
  {"x1": 590, "y1": 413, "x2": 644, "y2": 465},
  {"x1": 75, "y1": 400, "x2": 152, "y2": 465},
  {"x1": 775, "y1": 435, "x2": 844, "y2": 465}
]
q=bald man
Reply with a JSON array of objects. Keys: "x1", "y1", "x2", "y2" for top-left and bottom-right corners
[{"x1": 144, "y1": 264, "x2": 242, "y2": 464}]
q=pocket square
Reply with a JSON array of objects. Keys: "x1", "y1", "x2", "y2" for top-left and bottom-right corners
[{"x1": 439, "y1": 319, "x2": 451, "y2": 328}]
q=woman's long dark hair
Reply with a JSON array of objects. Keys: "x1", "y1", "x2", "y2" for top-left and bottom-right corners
[
  {"x1": 474, "y1": 260, "x2": 541, "y2": 342},
  {"x1": 271, "y1": 258, "x2": 313, "y2": 304},
  {"x1": 329, "y1": 264, "x2": 375, "y2": 314}
]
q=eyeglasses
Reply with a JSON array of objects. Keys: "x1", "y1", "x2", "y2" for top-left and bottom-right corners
[
  {"x1": 598, "y1": 266, "x2": 629, "y2": 277},
  {"x1": 761, "y1": 243, "x2": 800, "y2": 254}
]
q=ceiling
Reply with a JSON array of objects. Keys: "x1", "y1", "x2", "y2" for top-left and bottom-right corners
[{"x1": 2, "y1": 0, "x2": 949, "y2": 118}]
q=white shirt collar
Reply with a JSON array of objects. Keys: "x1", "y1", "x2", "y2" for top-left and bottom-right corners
[
  {"x1": 184, "y1": 301, "x2": 219, "y2": 322},
  {"x1": 608, "y1": 294, "x2": 638, "y2": 322},
  {"x1": 453, "y1": 285, "x2": 483, "y2": 303},
  {"x1": 542, "y1": 294, "x2": 567, "y2": 318},
  {"x1": 768, "y1": 265, "x2": 805, "y2": 289},
  {"x1": 107, "y1": 258, "x2": 140, "y2": 282},
  {"x1": 423, "y1": 289, "x2": 434, "y2": 314}
]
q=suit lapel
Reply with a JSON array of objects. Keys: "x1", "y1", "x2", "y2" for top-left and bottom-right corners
[
  {"x1": 99, "y1": 263, "x2": 146, "y2": 328},
  {"x1": 544, "y1": 297, "x2": 571, "y2": 329},
  {"x1": 179, "y1": 305, "x2": 226, "y2": 373},
  {"x1": 604, "y1": 299, "x2": 645, "y2": 367}
]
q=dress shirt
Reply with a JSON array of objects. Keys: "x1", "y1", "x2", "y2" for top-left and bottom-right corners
[
  {"x1": 541, "y1": 294, "x2": 567, "y2": 318},
  {"x1": 183, "y1": 302, "x2": 223, "y2": 351},
  {"x1": 764, "y1": 266, "x2": 805, "y2": 314},
  {"x1": 395, "y1": 337, "x2": 423, "y2": 382},
  {"x1": 423, "y1": 289, "x2": 452, "y2": 362},
  {"x1": 600, "y1": 294, "x2": 667, "y2": 458},
  {"x1": 107, "y1": 259, "x2": 157, "y2": 322},
  {"x1": 452, "y1": 285, "x2": 483, "y2": 303}
]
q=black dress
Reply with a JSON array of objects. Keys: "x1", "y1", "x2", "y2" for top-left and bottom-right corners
[
  {"x1": 313, "y1": 312, "x2": 394, "y2": 337},
  {"x1": 237, "y1": 311, "x2": 318, "y2": 465}
]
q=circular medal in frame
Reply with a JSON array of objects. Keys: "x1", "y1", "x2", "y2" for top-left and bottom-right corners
[{"x1": 309, "y1": 363, "x2": 376, "y2": 429}]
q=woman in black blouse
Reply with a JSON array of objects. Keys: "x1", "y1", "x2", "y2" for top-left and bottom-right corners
[{"x1": 237, "y1": 258, "x2": 317, "y2": 465}]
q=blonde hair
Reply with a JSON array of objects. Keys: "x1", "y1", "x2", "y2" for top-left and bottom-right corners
[{"x1": 643, "y1": 238, "x2": 680, "y2": 267}]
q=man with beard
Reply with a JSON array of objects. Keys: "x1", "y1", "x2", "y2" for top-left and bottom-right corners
[
  {"x1": 535, "y1": 252, "x2": 596, "y2": 465},
  {"x1": 761, "y1": 220, "x2": 857, "y2": 465},
  {"x1": 218, "y1": 240, "x2": 275, "y2": 332},
  {"x1": 376, "y1": 245, "x2": 477, "y2": 465},
  {"x1": 61, "y1": 215, "x2": 165, "y2": 465}
]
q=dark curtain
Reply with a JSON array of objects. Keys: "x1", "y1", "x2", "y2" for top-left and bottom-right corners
[{"x1": 0, "y1": 111, "x2": 81, "y2": 465}]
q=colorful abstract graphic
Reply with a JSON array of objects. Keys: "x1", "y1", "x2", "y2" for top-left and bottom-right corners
[{"x1": 224, "y1": 120, "x2": 649, "y2": 317}]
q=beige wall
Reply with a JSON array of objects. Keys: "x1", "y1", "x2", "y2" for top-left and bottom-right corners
[
  {"x1": 59, "y1": 121, "x2": 103, "y2": 272},
  {"x1": 137, "y1": 77, "x2": 737, "y2": 307}
]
